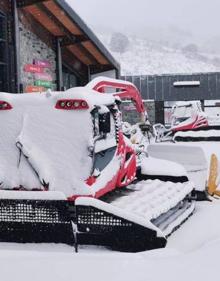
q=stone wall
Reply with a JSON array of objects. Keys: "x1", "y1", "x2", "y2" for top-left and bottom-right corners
[
  {"x1": 121, "y1": 101, "x2": 155, "y2": 125},
  {"x1": 19, "y1": 20, "x2": 56, "y2": 91}
]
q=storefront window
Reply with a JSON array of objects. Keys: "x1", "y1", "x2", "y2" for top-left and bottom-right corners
[{"x1": 62, "y1": 66, "x2": 77, "y2": 90}]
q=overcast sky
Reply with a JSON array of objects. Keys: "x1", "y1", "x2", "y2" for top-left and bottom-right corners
[{"x1": 67, "y1": 0, "x2": 220, "y2": 40}]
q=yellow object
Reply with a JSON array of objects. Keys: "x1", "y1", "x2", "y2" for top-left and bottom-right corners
[
  {"x1": 207, "y1": 154, "x2": 218, "y2": 196},
  {"x1": 131, "y1": 136, "x2": 137, "y2": 144}
]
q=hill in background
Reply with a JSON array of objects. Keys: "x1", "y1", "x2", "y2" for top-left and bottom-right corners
[{"x1": 97, "y1": 31, "x2": 220, "y2": 75}]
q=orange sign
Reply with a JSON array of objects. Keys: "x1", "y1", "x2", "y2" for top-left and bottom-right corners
[{"x1": 25, "y1": 86, "x2": 46, "y2": 93}]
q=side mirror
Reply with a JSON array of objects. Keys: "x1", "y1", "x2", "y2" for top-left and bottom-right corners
[{"x1": 99, "y1": 112, "x2": 111, "y2": 134}]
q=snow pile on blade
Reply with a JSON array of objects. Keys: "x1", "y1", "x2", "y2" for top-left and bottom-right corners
[
  {"x1": 148, "y1": 144, "x2": 208, "y2": 191},
  {"x1": 141, "y1": 157, "x2": 187, "y2": 177}
]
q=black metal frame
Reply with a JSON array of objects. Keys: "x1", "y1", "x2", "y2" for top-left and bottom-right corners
[
  {"x1": 76, "y1": 204, "x2": 166, "y2": 252},
  {"x1": 56, "y1": 38, "x2": 63, "y2": 91},
  {"x1": 0, "y1": 199, "x2": 76, "y2": 245},
  {"x1": 0, "y1": 198, "x2": 167, "y2": 253}
]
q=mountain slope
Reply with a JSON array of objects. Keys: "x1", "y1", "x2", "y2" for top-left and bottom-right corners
[{"x1": 98, "y1": 33, "x2": 220, "y2": 75}]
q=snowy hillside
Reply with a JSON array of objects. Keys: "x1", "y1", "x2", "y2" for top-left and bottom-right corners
[{"x1": 97, "y1": 33, "x2": 220, "y2": 76}]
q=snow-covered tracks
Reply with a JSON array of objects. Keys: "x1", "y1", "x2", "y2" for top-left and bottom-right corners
[{"x1": 104, "y1": 179, "x2": 195, "y2": 237}]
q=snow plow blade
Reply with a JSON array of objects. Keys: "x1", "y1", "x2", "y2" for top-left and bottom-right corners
[
  {"x1": 0, "y1": 196, "x2": 166, "y2": 252},
  {"x1": 148, "y1": 144, "x2": 208, "y2": 193}
]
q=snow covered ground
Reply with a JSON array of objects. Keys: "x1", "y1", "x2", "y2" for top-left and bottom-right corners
[
  {"x1": 0, "y1": 142, "x2": 218, "y2": 280},
  {"x1": 0, "y1": 200, "x2": 219, "y2": 281}
]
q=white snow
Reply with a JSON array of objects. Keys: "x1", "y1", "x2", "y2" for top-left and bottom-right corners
[
  {"x1": 97, "y1": 33, "x2": 220, "y2": 75},
  {"x1": 167, "y1": 199, "x2": 220, "y2": 252},
  {"x1": 111, "y1": 179, "x2": 193, "y2": 221},
  {"x1": 141, "y1": 157, "x2": 187, "y2": 177},
  {"x1": 65, "y1": 87, "x2": 116, "y2": 107},
  {"x1": 0, "y1": 190, "x2": 66, "y2": 200},
  {"x1": 148, "y1": 143, "x2": 208, "y2": 171},
  {"x1": 0, "y1": 200, "x2": 219, "y2": 281},
  {"x1": 148, "y1": 143, "x2": 208, "y2": 191},
  {"x1": 0, "y1": 86, "x2": 220, "y2": 280},
  {"x1": 175, "y1": 100, "x2": 200, "y2": 107},
  {"x1": 17, "y1": 93, "x2": 94, "y2": 198},
  {"x1": 0, "y1": 93, "x2": 44, "y2": 190},
  {"x1": 171, "y1": 142, "x2": 220, "y2": 180},
  {"x1": 0, "y1": 87, "x2": 118, "y2": 197},
  {"x1": 94, "y1": 138, "x2": 116, "y2": 153},
  {"x1": 0, "y1": 140, "x2": 218, "y2": 280},
  {"x1": 86, "y1": 76, "x2": 136, "y2": 90}
]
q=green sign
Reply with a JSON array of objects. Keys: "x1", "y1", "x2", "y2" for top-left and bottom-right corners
[{"x1": 35, "y1": 80, "x2": 53, "y2": 88}]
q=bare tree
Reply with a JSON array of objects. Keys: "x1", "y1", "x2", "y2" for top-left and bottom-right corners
[
  {"x1": 109, "y1": 32, "x2": 129, "y2": 54},
  {"x1": 182, "y1": 44, "x2": 198, "y2": 54}
]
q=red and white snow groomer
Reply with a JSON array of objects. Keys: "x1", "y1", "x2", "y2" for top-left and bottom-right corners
[
  {"x1": 0, "y1": 78, "x2": 195, "y2": 252},
  {"x1": 154, "y1": 101, "x2": 220, "y2": 142}
]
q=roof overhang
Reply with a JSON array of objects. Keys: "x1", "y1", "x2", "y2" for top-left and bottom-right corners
[{"x1": 16, "y1": 0, "x2": 120, "y2": 78}]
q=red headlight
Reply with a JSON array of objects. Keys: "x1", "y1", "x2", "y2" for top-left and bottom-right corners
[
  {"x1": 55, "y1": 99, "x2": 89, "y2": 110},
  {"x1": 0, "y1": 101, "x2": 12, "y2": 110},
  {"x1": 73, "y1": 101, "x2": 80, "y2": 108},
  {"x1": 66, "y1": 101, "x2": 72, "y2": 107},
  {"x1": 81, "y1": 101, "x2": 88, "y2": 108}
]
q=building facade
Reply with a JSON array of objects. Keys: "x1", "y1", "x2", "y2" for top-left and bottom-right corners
[
  {"x1": 0, "y1": 0, "x2": 120, "y2": 93},
  {"x1": 122, "y1": 73, "x2": 220, "y2": 124}
]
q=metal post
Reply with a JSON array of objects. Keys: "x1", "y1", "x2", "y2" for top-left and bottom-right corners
[
  {"x1": 155, "y1": 101, "x2": 165, "y2": 124},
  {"x1": 200, "y1": 100, "x2": 205, "y2": 111},
  {"x1": 12, "y1": 0, "x2": 21, "y2": 93},
  {"x1": 56, "y1": 37, "x2": 63, "y2": 91},
  {"x1": 115, "y1": 68, "x2": 120, "y2": 79}
]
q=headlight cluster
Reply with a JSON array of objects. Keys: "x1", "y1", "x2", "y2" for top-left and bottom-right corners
[{"x1": 55, "y1": 99, "x2": 89, "y2": 110}]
